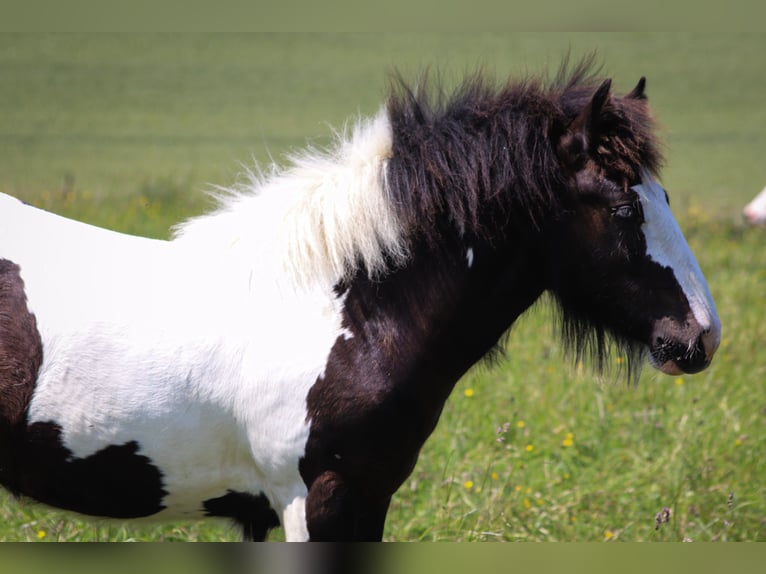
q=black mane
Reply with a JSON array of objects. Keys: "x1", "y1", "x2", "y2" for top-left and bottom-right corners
[{"x1": 385, "y1": 60, "x2": 662, "y2": 246}]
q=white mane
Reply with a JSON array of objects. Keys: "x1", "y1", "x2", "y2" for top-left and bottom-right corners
[{"x1": 173, "y1": 110, "x2": 407, "y2": 289}]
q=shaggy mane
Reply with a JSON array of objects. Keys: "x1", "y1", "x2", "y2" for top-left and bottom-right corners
[
  {"x1": 385, "y1": 59, "x2": 662, "y2": 246},
  {"x1": 173, "y1": 111, "x2": 405, "y2": 288},
  {"x1": 176, "y1": 53, "x2": 663, "y2": 379}
]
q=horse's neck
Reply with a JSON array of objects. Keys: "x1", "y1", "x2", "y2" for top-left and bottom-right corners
[{"x1": 340, "y1": 233, "x2": 546, "y2": 404}]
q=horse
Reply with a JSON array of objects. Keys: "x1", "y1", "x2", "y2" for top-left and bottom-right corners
[{"x1": 0, "y1": 62, "x2": 721, "y2": 541}]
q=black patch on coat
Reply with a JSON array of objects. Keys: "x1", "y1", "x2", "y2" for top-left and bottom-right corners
[
  {"x1": 300, "y1": 234, "x2": 547, "y2": 540},
  {"x1": 203, "y1": 490, "x2": 280, "y2": 541},
  {"x1": 0, "y1": 258, "x2": 167, "y2": 518},
  {"x1": 3, "y1": 421, "x2": 168, "y2": 518},
  {"x1": 0, "y1": 259, "x2": 42, "y2": 427}
]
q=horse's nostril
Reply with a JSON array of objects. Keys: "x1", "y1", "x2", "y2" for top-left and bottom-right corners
[
  {"x1": 671, "y1": 336, "x2": 709, "y2": 374},
  {"x1": 700, "y1": 328, "x2": 721, "y2": 362}
]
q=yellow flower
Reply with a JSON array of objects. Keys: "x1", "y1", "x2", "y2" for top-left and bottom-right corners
[
  {"x1": 490, "y1": 472, "x2": 499, "y2": 481},
  {"x1": 616, "y1": 357, "x2": 624, "y2": 365},
  {"x1": 516, "y1": 420, "x2": 525, "y2": 428},
  {"x1": 525, "y1": 444, "x2": 534, "y2": 453},
  {"x1": 515, "y1": 485, "x2": 523, "y2": 492},
  {"x1": 562, "y1": 432, "x2": 574, "y2": 447},
  {"x1": 523, "y1": 498, "x2": 532, "y2": 509},
  {"x1": 463, "y1": 388, "x2": 474, "y2": 398},
  {"x1": 604, "y1": 530, "x2": 614, "y2": 540},
  {"x1": 37, "y1": 530, "x2": 46, "y2": 540},
  {"x1": 463, "y1": 480, "x2": 474, "y2": 490},
  {"x1": 675, "y1": 377, "x2": 684, "y2": 386}
]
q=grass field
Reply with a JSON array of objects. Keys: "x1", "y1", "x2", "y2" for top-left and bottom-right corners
[{"x1": 0, "y1": 33, "x2": 764, "y2": 542}]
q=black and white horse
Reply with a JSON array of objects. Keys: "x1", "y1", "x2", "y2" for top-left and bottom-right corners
[{"x1": 0, "y1": 63, "x2": 720, "y2": 541}]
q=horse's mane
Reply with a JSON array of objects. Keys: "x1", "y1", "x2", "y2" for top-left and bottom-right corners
[
  {"x1": 385, "y1": 59, "x2": 662, "y2": 246},
  {"x1": 175, "y1": 59, "x2": 661, "y2": 318},
  {"x1": 172, "y1": 111, "x2": 405, "y2": 288}
]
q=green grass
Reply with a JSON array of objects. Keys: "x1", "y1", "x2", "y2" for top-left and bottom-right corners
[
  {"x1": 387, "y1": 218, "x2": 766, "y2": 542},
  {"x1": 0, "y1": 34, "x2": 764, "y2": 542}
]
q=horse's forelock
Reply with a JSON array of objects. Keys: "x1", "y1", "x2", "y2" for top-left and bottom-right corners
[
  {"x1": 557, "y1": 70, "x2": 664, "y2": 183},
  {"x1": 176, "y1": 60, "x2": 663, "y2": 292}
]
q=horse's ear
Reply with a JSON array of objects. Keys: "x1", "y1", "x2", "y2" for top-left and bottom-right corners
[
  {"x1": 557, "y1": 79, "x2": 612, "y2": 169},
  {"x1": 627, "y1": 77, "x2": 647, "y2": 100}
]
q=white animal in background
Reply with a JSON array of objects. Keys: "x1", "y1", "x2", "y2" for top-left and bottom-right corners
[{"x1": 743, "y1": 186, "x2": 766, "y2": 225}]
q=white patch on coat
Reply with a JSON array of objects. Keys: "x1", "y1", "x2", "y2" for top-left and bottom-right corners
[
  {"x1": 174, "y1": 109, "x2": 405, "y2": 289},
  {"x1": 0, "y1": 106, "x2": 403, "y2": 535},
  {"x1": 632, "y1": 170, "x2": 722, "y2": 348},
  {"x1": 466, "y1": 247, "x2": 474, "y2": 268}
]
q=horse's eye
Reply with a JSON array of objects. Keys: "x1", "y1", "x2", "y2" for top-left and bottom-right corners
[
  {"x1": 613, "y1": 205, "x2": 635, "y2": 219},
  {"x1": 611, "y1": 201, "x2": 644, "y2": 222}
]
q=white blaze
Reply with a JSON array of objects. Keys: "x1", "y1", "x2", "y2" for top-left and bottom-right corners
[{"x1": 633, "y1": 170, "x2": 721, "y2": 345}]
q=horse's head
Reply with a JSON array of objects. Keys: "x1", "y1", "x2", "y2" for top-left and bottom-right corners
[{"x1": 550, "y1": 77, "x2": 721, "y2": 376}]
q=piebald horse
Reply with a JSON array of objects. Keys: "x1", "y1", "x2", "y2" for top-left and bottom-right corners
[{"x1": 0, "y1": 64, "x2": 720, "y2": 541}]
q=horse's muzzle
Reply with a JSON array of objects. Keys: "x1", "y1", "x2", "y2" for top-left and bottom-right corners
[{"x1": 650, "y1": 327, "x2": 720, "y2": 375}]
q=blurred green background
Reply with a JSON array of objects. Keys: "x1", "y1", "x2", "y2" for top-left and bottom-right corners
[{"x1": 2, "y1": 34, "x2": 764, "y2": 229}]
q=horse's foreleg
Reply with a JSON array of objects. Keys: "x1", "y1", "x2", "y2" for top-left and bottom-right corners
[
  {"x1": 352, "y1": 494, "x2": 391, "y2": 541},
  {"x1": 282, "y1": 494, "x2": 310, "y2": 542},
  {"x1": 304, "y1": 470, "x2": 390, "y2": 541}
]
